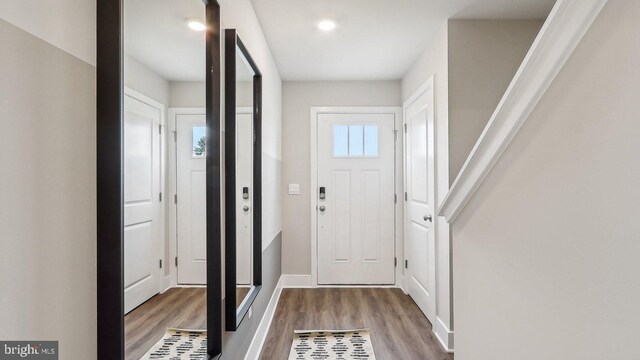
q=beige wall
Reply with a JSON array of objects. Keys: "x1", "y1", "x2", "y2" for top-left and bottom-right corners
[
  {"x1": 0, "y1": 19, "x2": 96, "y2": 358},
  {"x1": 452, "y1": 1, "x2": 640, "y2": 358},
  {"x1": 281, "y1": 81, "x2": 401, "y2": 274},
  {"x1": 448, "y1": 19, "x2": 542, "y2": 182}
]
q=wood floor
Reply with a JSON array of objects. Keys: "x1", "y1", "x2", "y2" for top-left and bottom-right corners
[
  {"x1": 124, "y1": 287, "x2": 206, "y2": 360},
  {"x1": 259, "y1": 288, "x2": 453, "y2": 360}
]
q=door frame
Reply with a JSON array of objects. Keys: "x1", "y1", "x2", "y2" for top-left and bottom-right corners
[
  {"x1": 123, "y1": 86, "x2": 166, "y2": 300},
  {"x1": 309, "y1": 107, "x2": 403, "y2": 288}
]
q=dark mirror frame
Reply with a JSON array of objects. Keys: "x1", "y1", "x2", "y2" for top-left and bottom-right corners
[
  {"x1": 224, "y1": 29, "x2": 263, "y2": 331},
  {"x1": 96, "y1": 0, "x2": 223, "y2": 358}
]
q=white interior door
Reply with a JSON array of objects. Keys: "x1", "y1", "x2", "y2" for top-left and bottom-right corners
[
  {"x1": 176, "y1": 114, "x2": 207, "y2": 284},
  {"x1": 404, "y1": 85, "x2": 436, "y2": 322},
  {"x1": 317, "y1": 112, "x2": 396, "y2": 285},
  {"x1": 124, "y1": 92, "x2": 162, "y2": 314},
  {"x1": 236, "y1": 108, "x2": 253, "y2": 285}
]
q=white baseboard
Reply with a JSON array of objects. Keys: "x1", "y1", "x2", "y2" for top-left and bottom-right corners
[
  {"x1": 280, "y1": 274, "x2": 313, "y2": 288},
  {"x1": 434, "y1": 316, "x2": 454, "y2": 353},
  {"x1": 244, "y1": 276, "x2": 283, "y2": 360},
  {"x1": 161, "y1": 275, "x2": 172, "y2": 293},
  {"x1": 399, "y1": 275, "x2": 408, "y2": 294}
]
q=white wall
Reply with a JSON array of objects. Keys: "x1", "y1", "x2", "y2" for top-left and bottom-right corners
[
  {"x1": 220, "y1": 0, "x2": 283, "y2": 249},
  {"x1": 280, "y1": 80, "x2": 401, "y2": 275},
  {"x1": 125, "y1": 55, "x2": 170, "y2": 106},
  {"x1": 401, "y1": 23, "x2": 453, "y2": 341},
  {"x1": 0, "y1": 0, "x2": 96, "y2": 65},
  {"x1": 452, "y1": 1, "x2": 640, "y2": 359}
]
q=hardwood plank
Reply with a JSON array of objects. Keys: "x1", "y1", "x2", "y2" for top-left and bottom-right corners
[
  {"x1": 124, "y1": 288, "x2": 207, "y2": 360},
  {"x1": 259, "y1": 288, "x2": 453, "y2": 360}
]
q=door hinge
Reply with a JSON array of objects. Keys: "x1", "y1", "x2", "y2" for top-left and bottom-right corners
[
  {"x1": 394, "y1": 130, "x2": 398, "y2": 141},
  {"x1": 175, "y1": 257, "x2": 178, "y2": 267},
  {"x1": 159, "y1": 192, "x2": 163, "y2": 202},
  {"x1": 159, "y1": 259, "x2": 163, "y2": 268},
  {"x1": 404, "y1": 123, "x2": 407, "y2": 133},
  {"x1": 159, "y1": 125, "x2": 162, "y2": 135},
  {"x1": 394, "y1": 257, "x2": 397, "y2": 267},
  {"x1": 405, "y1": 192, "x2": 408, "y2": 201},
  {"x1": 405, "y1": 260, "x2": 408, "y2": 269},
  {"x1": 394, "y1": 194, "x2": 397, "y2": 204},
  {"x1": 173, "y1": 131, "x2": 177, "y2": 142},
  {"x1": 174, "y1": 194, "x2": 178, "y2": 204}
]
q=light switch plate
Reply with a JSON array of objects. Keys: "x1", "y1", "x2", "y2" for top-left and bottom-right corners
[{"x1": 288, "y1": 183, "x2": 300, "y2": 195}]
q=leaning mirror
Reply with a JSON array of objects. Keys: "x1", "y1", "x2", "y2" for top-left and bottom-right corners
[
  {"x1": 225, "y1": 29, "x2": 262, "y2": 331},
  {"x1": 118, "y1": 0, "x2": 222, "y2": 358}
]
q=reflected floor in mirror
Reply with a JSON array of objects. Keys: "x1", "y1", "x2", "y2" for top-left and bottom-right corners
[{"x1": 124, "y1": 288, "x2": 206, "y2": 360}]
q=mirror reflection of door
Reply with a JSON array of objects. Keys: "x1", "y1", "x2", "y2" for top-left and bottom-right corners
[
  {"x1": 177, "y1": 114, "x2": 207, "y2": 285},
  {"x1": 236, "y1": 49, "x2": 255, "y2": 308},
  {"x1": 123, "y1": 0, "x2": 209, "y2": 359}
]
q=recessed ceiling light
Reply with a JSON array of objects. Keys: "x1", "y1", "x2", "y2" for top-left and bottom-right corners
[
  {"x1": 318, "y1": 19, "x2": 337, "y2": 31},
  {"x1": 186, "y1": 19, "x2": 206, "y2": 32}
]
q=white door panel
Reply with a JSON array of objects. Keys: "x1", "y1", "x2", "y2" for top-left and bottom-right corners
[
  {"x1": 317, "y1": 113, "x2": 395, "y2": 285},
  {"x1": 404, "y1": 84, "x2": 436, "y2": 322},
  {"x1": 124, "y1": 93, "x2": 162, "y2": 314},
  {"x1": 236, "y1": 110, "x2": 253, "y2": 285},
  {"x1": 177, "y1": 114, "x2": 207, "y2": 284}
]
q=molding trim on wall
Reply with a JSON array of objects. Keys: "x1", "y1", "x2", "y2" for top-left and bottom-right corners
[
  {"x1": 280, "y1": 275, "x2": 313, "y2": 288},
  {"x1": 434, "y1": 316, "x2": 454, "y2": 353},
  {"x1": 244, "y1": 276, "x2": 284, "y2": 360},
  {"x1": 438, "y1": 0, "x2": 608, "y2": 223}
]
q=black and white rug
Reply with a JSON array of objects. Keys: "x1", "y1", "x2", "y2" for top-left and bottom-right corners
[
  {"x1": 288, "y1": 329, "x2": 376, "y2": 360},
  {"x1": 140, "y1": 328, "x2": 207, "y2": 360}
]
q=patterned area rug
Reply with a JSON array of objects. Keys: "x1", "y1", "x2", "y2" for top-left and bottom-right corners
[
  {"x1": 288, "y1": 329, "x2": 376, "y2": 360},
  {"x1": 140, "y1": 328, "x2": 207, "y2": 359}
]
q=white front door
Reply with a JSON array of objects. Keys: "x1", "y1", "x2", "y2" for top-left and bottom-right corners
[
  {"x1": 236, "y1": 108, "x2": 253, "y2": 285},
  {"x1": 404, "y1": 83, "x2": 436, "y2": 322},
  {"x1": 124, "y1": 92, "x2": 162, "y2": 313},
  {"x1": 316, "y1": 112, "x2": 396, "y2": 285},
  {"x1": 176, "y1": 113, "x2": 207, "y2": 284}
]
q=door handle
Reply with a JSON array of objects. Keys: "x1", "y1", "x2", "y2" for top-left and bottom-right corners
[
  {"x1": 243, "y1": 206, "x2": 250, "y2": 212},
  {"x1": 423, "y1": 214, "x2": 432, "y2": 222},
  {"x1": 319, "y1": 205, "x2": 326, "y2": 212}
]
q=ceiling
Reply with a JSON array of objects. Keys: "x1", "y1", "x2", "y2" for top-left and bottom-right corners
[
  {"x1": 125, "y1": 0, "x2": 206, "y2": 82},
  {"x1": 124, "y1": 0, "x2": 554, "y2": 82},
  {"x1": 250, "y1": 0, "x2": 555, "y2": 81}
]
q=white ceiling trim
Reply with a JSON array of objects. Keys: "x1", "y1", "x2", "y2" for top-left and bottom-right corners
[{"x1": 438, "y1": 0, "x2": 609, "y2": 223}]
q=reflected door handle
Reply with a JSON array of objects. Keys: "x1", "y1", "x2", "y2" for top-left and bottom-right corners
[
  {"x1": 243, "y1": 206, "x2": 250, "y2": 212},
  {"x1": 319, "y1": 206, "x2": 326, "y2": 212},
  {"x1": 423, "y1": 214, "x2": 432, "y2": 222}
]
